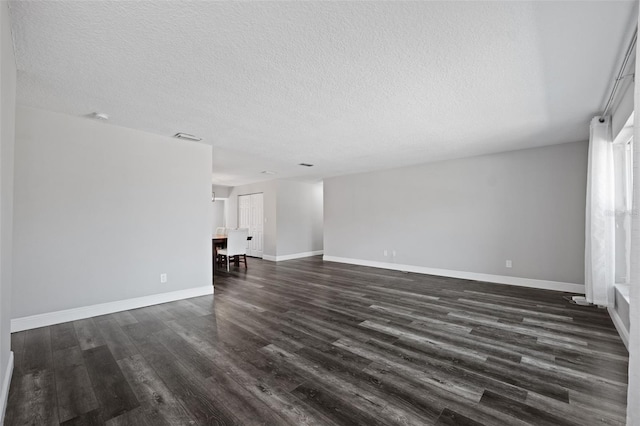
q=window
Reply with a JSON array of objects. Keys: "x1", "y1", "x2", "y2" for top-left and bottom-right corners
[{"x1": 613, "y1": 123, "x2": 633, "y2": 284}]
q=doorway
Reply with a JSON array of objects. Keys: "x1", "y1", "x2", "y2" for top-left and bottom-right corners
[{"x1": 238, "y1": 193, "x2": 264, "y2": 258}]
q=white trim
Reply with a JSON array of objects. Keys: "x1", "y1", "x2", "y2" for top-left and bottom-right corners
[
  {"x1": 10, "y1": 286, "x2": 214, "y2": 332},
  {"x1": 263, "y1": 250, "x2": 324, "y2": 262},
  {"x1": 323, "y1": 256, "x2": 585, "y2": 294},
  {"x1": 0, "y1": 351, "x2": 14, "y2": 426},
  {"x1": 608, "y1": 307, "x2": 630, "y2": 350},
  {"x1": 614, "y1": 283, "x2": 631, "y2": 304}
]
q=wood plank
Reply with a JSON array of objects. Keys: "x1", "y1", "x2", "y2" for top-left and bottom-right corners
[
  {"x1": 22, "y1": 327, "x2": 53, "y2": 373},
  {"x1": 117, "y1": 354, "x2": 197, "y2": 425},
  {"x1": 50, "y1": 322, "x2": 79, "y2": 352},
  {"x1": 291, "y1": 382, "x2": 385, "y2": 426},
  {"x1": 435, "y1": 408, "x2": 486, "y2": 426},
  {"x1": 82, "y1": 345, "x2": 140, "y2": 421},
  {"x1": 4, "y1": 370, "x2": 58, "y2": 425},
  {"x1": 97, "y1": 318, "x2": 139, "y2": 360},
  {"x1": 73, "y1": 318, "x2": 106, "y2": 351},
  {"x1": 53, "y1": 346, "x2": 99, "y2": 422},
  {"x1": 111, "y1": 311, "x2": 140, "y2": 327},
  {"x1": 104, "y1": 407, "x2": 168, "y2": 426},
  {"x1": 61, "y1": 409, "x2": 105, "y2": 425},
  {"x1": 479, "y1": 390, "x2": 578, "y2": 426},
  {"x1": 133, "y1": 335, "x2": 240, "y2": 425}
]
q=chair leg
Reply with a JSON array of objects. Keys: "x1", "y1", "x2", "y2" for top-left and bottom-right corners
[
  {"x1": 226, "y1": 255, "x2": 229, "y2": 272},
  {"x1": 243, "y1": 254, "x2": 247, "y2": 269}
]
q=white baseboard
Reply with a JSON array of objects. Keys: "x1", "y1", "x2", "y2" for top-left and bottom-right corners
[
  {"x1": 263, "y1": 250, "x2": 324, "y2": 262},
  {"x1": 608, "y1": 307, "x2": 630, "y2": 350},
  {"x1": 0, "y1": 351, "x2": 14, "y2": 426},
  {"x1": 11, "y1": 285, "x2": 214, "y2": 332},
  {"x1": 323, "y1": 256, "x2": 585, "y2": 294}
]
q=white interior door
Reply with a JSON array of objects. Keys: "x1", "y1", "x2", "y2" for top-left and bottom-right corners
[{"x1": 238, "y1": 193, "x2": 263, "y2": 258}]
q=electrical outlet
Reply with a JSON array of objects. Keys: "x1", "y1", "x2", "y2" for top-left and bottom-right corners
[
  {"x1": 392, "y1": 250, "x2": 397, "y2": 257},
  {"x1": 505, "y1": 260, "x2": 512, "y2": 268},
  {"x1": 384, "y1": 249, "x2": 388, "y2": 256},
  {"x1": 160, "y1": 273, "x2": 167, "y2": 283}
]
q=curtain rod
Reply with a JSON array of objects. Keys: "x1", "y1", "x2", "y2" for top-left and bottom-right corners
[{"x1": 599, "y1": 25, "x2": 637, "y2": 123}]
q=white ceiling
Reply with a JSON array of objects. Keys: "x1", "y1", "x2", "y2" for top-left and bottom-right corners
[{"x1": 8, "y1": 1, "x2": 638, "y2": 186}]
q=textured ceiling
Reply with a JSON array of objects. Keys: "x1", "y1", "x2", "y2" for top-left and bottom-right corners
[{"x1": 8, "y1": 1, "x2": 638, "y2": 186}]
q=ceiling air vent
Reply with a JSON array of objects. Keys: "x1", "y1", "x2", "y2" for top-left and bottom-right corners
[
  {"x1": 94, "y1": 113, "x2": 109, "y2": 120},
  {"x1": 174, "y1": 132, "x2": 202, "y2": 142}
]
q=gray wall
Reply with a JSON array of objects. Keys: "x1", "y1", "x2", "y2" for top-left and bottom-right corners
[
  {"x1": 0, "y1": 1, "x2": 15, "y2": 415},
  {"x1": 12, "y1": 106, "x2": 213, "y2": 319},
  {"x1": 277, "y1": 181, "x2": 323, "y2": 256},
  {"x1": 212, "y1": 199, "x2": 226, "y2": 230},
  {"x1": 212, "y1": 185, "x2": 231, "y2": 231},
  {"x1": 324, "y1": 141, "x2": 588, "y2": 285},
  {"x1": 212, "y1": 184, "x2": 232, "y2": 199}
]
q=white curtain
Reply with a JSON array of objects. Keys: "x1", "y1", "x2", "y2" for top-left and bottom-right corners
[
  {"x1": 585, "y1": 116, "x2": 615, "y2": 307},
  {"x1": 627, "y1": 11, "x2": 640, "y2": 422}
]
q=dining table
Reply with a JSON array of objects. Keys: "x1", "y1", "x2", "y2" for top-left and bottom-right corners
[{"x1": 212, "y1": 234, "x2": 227, "y2": 246}]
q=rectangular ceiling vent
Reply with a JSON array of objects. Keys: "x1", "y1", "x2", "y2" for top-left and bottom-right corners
[
  {"x1": 299, "y1": 163, "x2": 314, "y2": 167},
  {"x1": 174, "y1": 132, "x2": 202, "y2": 142}
]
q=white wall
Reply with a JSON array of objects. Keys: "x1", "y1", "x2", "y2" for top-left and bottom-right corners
[
  {"x1": 277, "y1": 181, "x2": 323, "y2": 256},
  {"x1": 324, "y1": 141, "x2": 588, "y2": 286},
  {"x1": 0, "y1": 1, "x2": 15, "y2": 421},
  {"x1": 12, "y1": 106, "x2": 213, "y2": 319}
]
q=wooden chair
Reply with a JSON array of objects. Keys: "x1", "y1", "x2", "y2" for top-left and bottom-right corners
[{"x1": 217, "y1": 228, "x2": 249, "y2": 271}]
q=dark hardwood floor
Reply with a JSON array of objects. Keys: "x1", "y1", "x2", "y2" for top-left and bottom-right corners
[{"x1": 5, "y1": 257, "x2": 628, "y2": 425}]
